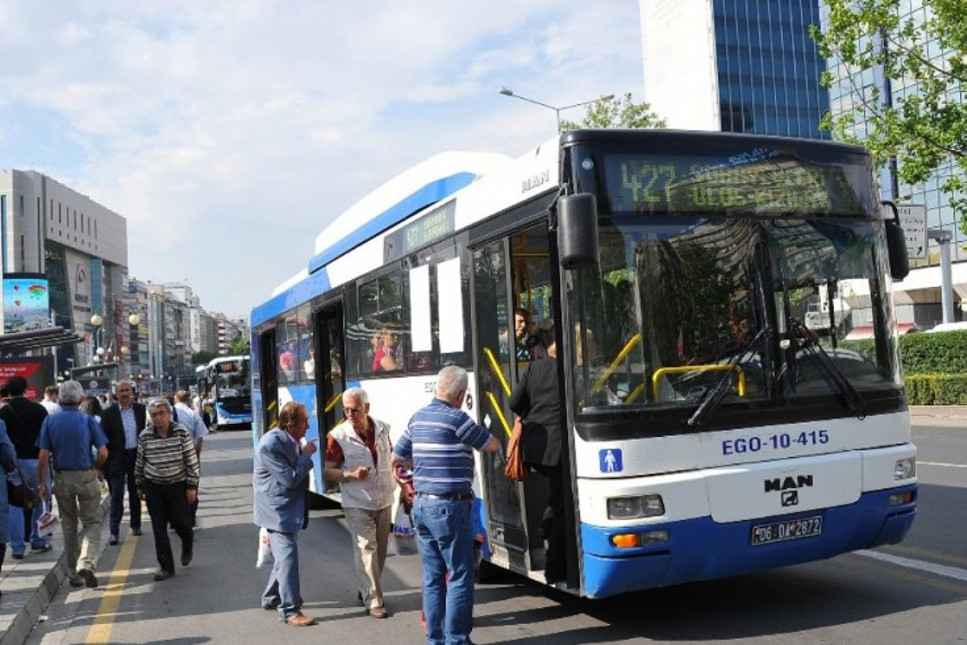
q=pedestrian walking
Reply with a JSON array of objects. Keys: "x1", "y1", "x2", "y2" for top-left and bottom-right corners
[
  {"x1": 324, "y1": 387, "x2": 394, "y2": 618},
  {"x1": 0, "y1": 419, "x2": 21, "y2": 596},
  {"x1": 101, "y1": 380, "x2": 147, "y2": 545},
  {"x1": 173, "y1": 390, "x2": 208, "y2": 527},
  {"x1": 0, "y1": 376, "x2": 52, "y2": 559},
  {"x1": 253, "y1": 401, "x2": 317, "y2": 627},
  {"x1": 135, "y1": 398, "x2": 200, "y2": 581},
  {"x1": 37, "y1": 380, "x2": 108, "y2": 588}
]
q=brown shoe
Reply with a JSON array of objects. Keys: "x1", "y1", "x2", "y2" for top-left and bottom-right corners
[
  {"x1": 285, "y1": 613, "x2": 315, "y2": 627},
  {"x1": 369, "y1": 606, "x2": 388, "y2": 619}
]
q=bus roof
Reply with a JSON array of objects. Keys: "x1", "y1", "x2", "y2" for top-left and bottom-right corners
[
  {"x1": 308, "y1": 151, "x2": 511, "y2": 274},
  {"x1": 252, "y1": 138, "x2": 559, "y2": 327}
]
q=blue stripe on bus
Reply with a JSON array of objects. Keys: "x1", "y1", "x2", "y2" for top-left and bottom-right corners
[
  {"x1": 579, "y1": 484, "x2": 917, "y2": 598},
  {"x1": 306, "y1": 171, "x2": 477, "y2": 274},
  {"x1": 251, "y1": 267, "x2": 332, "y2": 327}
]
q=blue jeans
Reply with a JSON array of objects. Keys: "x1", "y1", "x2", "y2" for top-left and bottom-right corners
[
  {"x1": 8, "y1": 459, "x2": 50, "y2": 554},
  {"x1": 412, "y1": 495, "x2": 475, "y2": 645}
]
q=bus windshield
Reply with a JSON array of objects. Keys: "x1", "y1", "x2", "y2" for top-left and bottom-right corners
[
  {"x1": 213, "y1": 359, "x2": 250, "y2": 398},
  {"x1": 567, "y1": 214, "x2": 900, "y2": 425}
]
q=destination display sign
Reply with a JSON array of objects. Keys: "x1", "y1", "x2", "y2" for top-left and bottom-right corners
[{"x1": 602, "y1": 149, "x2": 870, "y2": 216}]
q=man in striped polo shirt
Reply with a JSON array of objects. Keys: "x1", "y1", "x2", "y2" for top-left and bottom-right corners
[{"x1": 393, "y1": 365, "x2": 499, "y2": 645}]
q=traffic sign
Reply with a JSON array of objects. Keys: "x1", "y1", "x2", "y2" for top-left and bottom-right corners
[{"x1": 897, "y1": 204, "x2": 927, "y2": 260}]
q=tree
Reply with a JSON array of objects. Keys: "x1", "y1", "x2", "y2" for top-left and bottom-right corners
[
  {"x1": 812, "y1": 0, "x2": 967, "y2": 225},
  {"x1": 229, "y1": 337, "x2": 249, "y2": 356},
  {"x1": 192, "y1": 350, "x2": 218, "y2": 365},
  {"x1": 559, "y1": 92, "x2": 667, "y2": 131}
]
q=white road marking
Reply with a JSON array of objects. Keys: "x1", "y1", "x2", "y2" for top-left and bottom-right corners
[
  {"x1": 857, "y1": 549, "x2": 967, "y2": 583},
  {"x1": 918, "y1": 461, "x2": 967, "y2": 468}
]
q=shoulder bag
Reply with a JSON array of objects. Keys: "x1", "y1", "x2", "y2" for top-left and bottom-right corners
[
  {"x1": 7, "y1": 464, "x2": 40, "y2": 510},
  {"x1": 504, "y1": 416, "x2": 527, "y2": 482}
]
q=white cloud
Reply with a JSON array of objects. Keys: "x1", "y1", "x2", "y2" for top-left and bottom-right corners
[{"x1": 0, "y1": 0, "x2": 644, "y2": 318}]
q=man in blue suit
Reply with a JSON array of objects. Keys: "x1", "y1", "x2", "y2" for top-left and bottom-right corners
[{"x1": 253, "y1": 401, "x2": 317, "y2": 627}]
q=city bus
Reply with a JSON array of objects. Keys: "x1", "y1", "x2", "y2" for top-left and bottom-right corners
[
  {"x1": 198, "y1": 355, "x2": 252, "y2": 430},
  {"x1": 249, "y1": 129, "x2": 917, "y2": 598}
]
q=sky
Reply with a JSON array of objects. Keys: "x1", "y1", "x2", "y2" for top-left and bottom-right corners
[{"x1": 0, "y1": 1, "x2": 646, "y2": 320}]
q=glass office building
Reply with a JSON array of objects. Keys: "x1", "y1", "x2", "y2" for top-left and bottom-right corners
[
  {"x1": 823, "y1": 1, "x2": 967, "y2": 267},
  {"x1": 641, "y1": 0, "x2": 829, "y2": 138},
  {"x1": 821, "y1": 1, "x2": 967, "y2": 328}
]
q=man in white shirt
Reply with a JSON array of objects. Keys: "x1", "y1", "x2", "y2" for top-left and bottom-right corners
[
  {"x1": 174, "y1": 390, "x2": 209, "y2": 527},
  {"x1": 40, "y1": 385, "x2": 61, "y2": 414}
]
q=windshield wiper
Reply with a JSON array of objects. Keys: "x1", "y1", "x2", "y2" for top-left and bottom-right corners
[
  {"x1": 788, "y1": 317, "x2": 867, "y2": 419},
  {"x1": 686, "y1": 327, "x2": 768, "y2": 429}
]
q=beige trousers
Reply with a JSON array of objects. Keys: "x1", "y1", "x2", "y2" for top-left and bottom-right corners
[
  {"x1": 53, "y1": 469, "x2": 102, "y2": 576},
  {"x1": 343, "y1": 505, "x2": 392, "y2": 609}
]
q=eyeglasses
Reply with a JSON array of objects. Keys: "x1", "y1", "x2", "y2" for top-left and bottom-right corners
[{"x1": 344, "y1": 407, "x2": 363, "y2": 415}]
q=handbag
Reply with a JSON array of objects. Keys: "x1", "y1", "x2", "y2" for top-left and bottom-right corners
[
  {"x1": 7, "y1": 465, "x2": 40, "y2": 511},
  {"x1": 504, "y1": 416, "x2": 527, "y2": 482}
]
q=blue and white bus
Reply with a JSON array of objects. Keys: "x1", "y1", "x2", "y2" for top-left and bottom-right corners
[
  {"x1": 199, "y1": 355, "x2": 252, "y2": 430},
  {"x1": 250, "y1": 129, "x2": 917, "y2": 598}
]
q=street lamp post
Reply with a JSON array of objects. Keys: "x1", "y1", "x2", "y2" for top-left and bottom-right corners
[
  {"x1": 90, "y1": 313, "x2": 104, "y2": 365},
  {"x1": 499, "y1": 87, "x2": 614, "y2": 132}
]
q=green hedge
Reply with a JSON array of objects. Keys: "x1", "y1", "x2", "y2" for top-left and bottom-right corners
[
  {"x1": 842, "y1": 330, "x2": 967, "y2": 404},
  {"x1": 905, "y1": 374, "x2": 967, "y2": 405}
]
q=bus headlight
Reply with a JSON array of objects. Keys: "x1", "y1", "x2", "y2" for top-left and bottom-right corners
[
  {"x1": 607, "y1": 494, "x2": 665, "y2": 520},
  {"x1": 894, "y1": 456, "x2": 916, "y2": 480}
]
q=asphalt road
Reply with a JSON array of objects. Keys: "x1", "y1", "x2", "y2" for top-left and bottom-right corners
[{"x1": 25, "y1": 420, "x2": 967, "y2": 645}]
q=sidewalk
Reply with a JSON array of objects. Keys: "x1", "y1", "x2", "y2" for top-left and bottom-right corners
[
  {"x1": 909, "y1": 405, "x2": 967, "y2": 419},
  {"x1": 0, "y1": 494, "x2": 109, "y2": 645}
]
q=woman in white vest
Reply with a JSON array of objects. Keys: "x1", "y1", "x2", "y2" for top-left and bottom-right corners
[{"x1": 323, "y1": 387, "x2": 395, "y2": 619}]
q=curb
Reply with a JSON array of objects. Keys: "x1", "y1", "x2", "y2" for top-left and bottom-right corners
[
  {"x1": 1, "y1": 552, "x2": 67, "y2": 645},
  {"x1": 1, "y1": 493, "x2": 111, "y2": 645}
]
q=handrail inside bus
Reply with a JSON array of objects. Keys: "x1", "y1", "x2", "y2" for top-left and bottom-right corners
[
  {"x1": 324, "y1": 391, "x2": 341, "y2": 414},
  {"x1": 482, "y1": 346, "x2": 511, "y2": 396},
  {"x1": 485, "y1": 390, "x2": 513, "y2": 438},
  {"x1": 652, "y1": 364, "x2": 746, "y2": 401},
  {"x1": 590, "y1": 333, "x2": 642, "y2": 396}
]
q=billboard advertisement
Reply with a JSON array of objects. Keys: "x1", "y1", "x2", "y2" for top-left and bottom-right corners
[
  {"x1": 0, "y1": 357, "x2": 54, "y2": 401},
  {"x1": 2, "y1": 273, "x2": 50, "y2": 334}
]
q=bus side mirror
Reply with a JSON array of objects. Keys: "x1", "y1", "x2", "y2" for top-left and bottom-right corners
[
  {"x1": 881, "y1": 201, "x2": 910, "y2": 281},
  {"x1": 558, "y1": 193, "x2": 599, "y2": 268}
]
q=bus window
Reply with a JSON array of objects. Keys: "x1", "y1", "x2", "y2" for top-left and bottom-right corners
[{"x1": 353, "y1": 270, "x2": 404, "y2": 376}]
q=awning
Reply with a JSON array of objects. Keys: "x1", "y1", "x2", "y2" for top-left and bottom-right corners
[
  {"x1": 0, "y1": 327, "x2": 84, "y2": 356},
  {"x1": 845, "y1": 322, "x2": 919, "y2": 340}
]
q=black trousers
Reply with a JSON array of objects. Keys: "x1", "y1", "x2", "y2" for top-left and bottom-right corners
[
  {"x1": 143, "y1": 480, "x2": 193, "y2": 574},
  {"x1": 108, "y1": 449, "x2": 141, "y2": 534},
  {"x1": 532, "y1": 463, "x2": 566, "y2": 581}
]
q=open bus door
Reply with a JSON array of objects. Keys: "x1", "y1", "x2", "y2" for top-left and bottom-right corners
[
  {"x1": 257, "y1": 330, "x2": 279, "y2": 433},
  {"x1": 472, "y1": 222, "x2": 562, "y2": 580},
  {"x1": 312, "y1": 304, "x2": 346, "y2": 495}
]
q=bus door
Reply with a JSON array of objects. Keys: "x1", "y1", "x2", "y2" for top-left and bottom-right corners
[
  {"x1": 313, "y1": 304, "x2": 346, "y2": 494},
  {"x1": 257, "y1": 329, "x2": 279, "y2": 433},
  {"x1": 472, "y1": 222, "x2": 556, "y2": 576}
]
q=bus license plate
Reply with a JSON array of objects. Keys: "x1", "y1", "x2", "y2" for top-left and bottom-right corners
[{"x1": 750, "y1": 516, "x2": 822, "y2": 546}]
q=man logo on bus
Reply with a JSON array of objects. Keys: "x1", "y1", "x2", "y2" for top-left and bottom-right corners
[
  {"x1": 765, "y1": 474, "x2": 813, "y2": 495},
  {"x1": 781, "y1": 491, "x2": 799, "y2": 507}
]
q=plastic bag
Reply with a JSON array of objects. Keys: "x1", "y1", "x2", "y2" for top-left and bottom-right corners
[
  {"x1": 256, "y1": 527, "x2": 273, "y2": 568},
  {"x1": 36, "y1": 510, "x2": 57, "y2": 532},
  {"x1": 393, "y1": 504, "x2": 418, "y2": 556}
]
